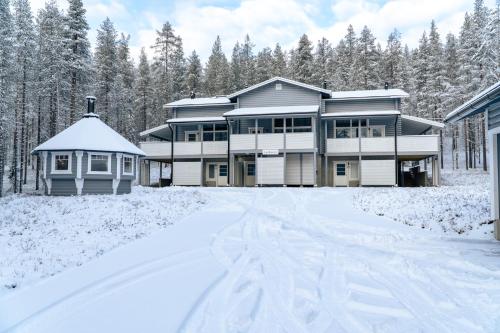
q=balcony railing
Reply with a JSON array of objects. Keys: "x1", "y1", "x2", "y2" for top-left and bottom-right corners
[
  {"x1": 174, "y1": 142, "x2": 202, "y2": 156},
  {"x1": 202, "y1": 141, "x2": 228, "y2": 155},
  {"x1": 326, "y1": 135, "x2": 439, "y2": 155},
  {"x1": 140, "y1": 141, "x2": 171, "y2": 158},
  {"x1": 231, "y1": 132, "x2": 315, "y2": 151}
]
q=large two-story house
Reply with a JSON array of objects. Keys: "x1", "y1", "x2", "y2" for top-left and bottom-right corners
[{"x1": 139, "y1": 77, "x2": 443, "y2": 187}]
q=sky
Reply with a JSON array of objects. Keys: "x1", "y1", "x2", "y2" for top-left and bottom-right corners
[{"x1": 28, "y1": 0, "x2": 496, "y2": 62}]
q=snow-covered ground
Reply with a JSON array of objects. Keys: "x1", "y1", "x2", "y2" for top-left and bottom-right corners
[
  {"x1": 0, "y1": 186, "x2": 206, "y2": 295},
  {"x1": 353, "y1": 167, "x2": 492, "y2": 238},
  {"x1": 1, "y1": 187, "x2": 500, "y2": 333}
]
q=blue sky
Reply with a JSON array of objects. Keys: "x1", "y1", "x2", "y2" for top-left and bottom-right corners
[{"x1": 30, "y1": 0, "x2": 496, "y2": 62}]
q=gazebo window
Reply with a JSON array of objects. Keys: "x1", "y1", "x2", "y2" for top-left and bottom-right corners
[
  {"x1": 123, "y1": 155, "x2": 133, "y2": 175},
  {"x1": 51, "y1": 152, "x2": 72, "y2": 174},
  {"x1": 88, "y1": 153, "x2": 111, "y2": 174}
]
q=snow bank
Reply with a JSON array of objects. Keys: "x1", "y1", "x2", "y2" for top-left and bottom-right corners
[
  {"x1": 352, "y1": 168, "x2": 491, "y2": 238},
  {"x1": 0, "y1": 186, "x2": 206, "y2": 294}
]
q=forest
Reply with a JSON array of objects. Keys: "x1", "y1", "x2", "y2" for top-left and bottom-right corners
[{"x1": 0, "y1": 0, "x2": 498, "y2": 196}]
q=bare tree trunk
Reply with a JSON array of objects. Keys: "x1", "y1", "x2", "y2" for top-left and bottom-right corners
[
  {"x1": 440, "y1": 129, "x2": 444, "y2": 169},
  {"x1": 464, "y1": 119, "x2": 469, "y2": 170},
  {"x1": 482, "y1": 114, "x2": 488, "y2": 171},
  {"x1": 23, "y1": 121, "x2": 28, "y2": 185},
  {"x1": 36, "y1": 95, "x2": 41, "y2": 190}
]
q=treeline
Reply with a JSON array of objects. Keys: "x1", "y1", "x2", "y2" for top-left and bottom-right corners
[{"x1": 0, "y1": 0, "x2": 498, "y2": 196}]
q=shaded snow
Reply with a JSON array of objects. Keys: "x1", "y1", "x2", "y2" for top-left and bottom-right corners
[
  {"x1": 0, "y1": 186, "x2": 206, "y2": 294},
  {"x1": 352, "y1": 168, "x2": 491, "y2": 238}
]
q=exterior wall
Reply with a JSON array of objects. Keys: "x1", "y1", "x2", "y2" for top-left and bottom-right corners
[
  {"x1": 361, "y1": 159, "x2": 396, "y2": 186},
  {"x1": 174, "y1": 104, "x2": 234, "y2": 118},
  {"x1": 324, "y1": 99, "x2": 397, "y2": 113},
  {"x1": 50, "y1": 179, "x2": 77, "y2": 196},
  {"x1": 238, "y1": 81, "x2": 321, "y2": 108},
  {"x1": 286, "y1": 154, "x2": 301, "y2": 185},
  {"x1": 117, "y1": 180, "x2": 132, "y2": 194},
  {"x1": 173, "y1": 161, "x2": 201, "y2": 185},
  {"x1": 257, "y1": 157, "x2": 284, "y2": 185},
  {"x1": 82, "y1": 179, "x2": 113, "y2": 195},
  {"x1": 488, "y1": 102, "x2": 500, "y2": 130}
]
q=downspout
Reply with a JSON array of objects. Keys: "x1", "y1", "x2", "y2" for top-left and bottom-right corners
[
  {"x1": 168, "y1": 123, "x2": 174, "y2": 185},
  {"x1": 394, "y1": 115, "x2": 399, "y2": 186},
  {"x1": 226, "y1": 118, "x2": 231, "y2": 186}
]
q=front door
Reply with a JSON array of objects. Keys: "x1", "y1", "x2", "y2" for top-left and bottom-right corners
[
  {"x1": 207, "y1": 163, "x2": 227, "y2": 187},
  {"x1": 244, "y1": 162, "x2": 256, "y2": 187},
  {"x1": 334, "y1": 162, "x2": 348, "y2": 186}
]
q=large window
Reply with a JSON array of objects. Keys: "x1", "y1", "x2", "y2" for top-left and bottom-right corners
[
  {"x1": 333, "y1": 119, "x2": 385, "y2": 138},
  {"x1": 89, "y1": 153, "x2": 110, "y2": 174},
  {"x1": 123, "y1": 155, "x2": 133, "y2": 175},
  {"x1": 203, "y1": 123, "x2": 227, "y2": 141},
  {"x1": 273, "y1": 117, "x2": 312, "y2": 133},
  {"x1": 51, "y1": 152, "x2": 72, "y2": 174}
]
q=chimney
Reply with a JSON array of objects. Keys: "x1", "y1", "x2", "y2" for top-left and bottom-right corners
[
  {"x1": 322, "y1": 80, "x2": 327, "y2": 89},
  {"x1": 384, "y1": 82, "x2": 389, "y2": 90},
  {"x1": 190, "y1": 91, "x2": 196, "y2": 99},
  {"x1": 83, "y1": 96, "x2": 99, "y2": 118}
]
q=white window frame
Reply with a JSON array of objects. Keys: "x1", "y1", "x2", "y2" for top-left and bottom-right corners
[
  {"x1": 122, "y1": 154, "x2": 134, "y2": 176},
  {"x1": 87, "y1": 152, "x2": 112, "y2": 175},
  {"x1": 369, "y1": 125, "x2": 386, "y2": 137},
  {"x1": 51, "y1": 151, "x2": 72, "y2": 174},
  {"x1": 185, "y1": 131, "x2": 199, "y2": 142}
]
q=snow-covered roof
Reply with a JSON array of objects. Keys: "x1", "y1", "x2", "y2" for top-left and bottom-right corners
[
  {"x1": 227, "y1": 77, "x2": 331, "y2": 99},
  {"x1": 445, "y1": 81, "x2": 500, "y2": 123},
  {"x1": 164, "y1": 96, "x2": 231, "y2": 108},
  {"x1": 224, "y1": 105, "x2": 319, "y2": 117},
  {"x1": 401, "y1": 115, "x2": 444, "y2": 129},
  {"x1": 167, "y1": 117, "x2": 226, "y2": 124},
  {"x1": 33, "y1": 115, "x2": 145, "y2": 156},
  {"x1": 321, "y1": 110, "x2": 400, "y2": 118},
  {"x1": 328, "y1": 89, "x2": 409, "y2": 100},
  {"x1": 139, "y1": 124, "x2": 171, "y2": 139}
]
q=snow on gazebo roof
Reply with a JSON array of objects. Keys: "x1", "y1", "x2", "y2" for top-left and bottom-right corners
[{"x1": 32, "y1": 114, "x2": 145, "y2": 156}]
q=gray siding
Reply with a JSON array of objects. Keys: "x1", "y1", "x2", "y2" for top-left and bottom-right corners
[
  {"x1": 324, "y1": 99, "x2": 397, "y2": 113},
  {"x1": 82, "y1": 179, "x2": 113, "y2": 195},
  {"x1": 117, "y1": 180, "x2": 132, "y2": 194},
  {"x1": 175, "y1": 104, "x2": 234, "y2": 118},
  {"x1": 238, "y1": 81, "x2": 321, "y2": 108},
  {"x1": 488, "y1": 102, "x2": 500, "y2": 130},
  {"x1": 50, "y1": 179, "x2": 77, "y2": 196}
]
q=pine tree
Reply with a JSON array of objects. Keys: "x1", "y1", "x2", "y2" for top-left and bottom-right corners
[
  {"x1": 352, "y1": 26, "x2": 380, "y2": 89},
  {"x1": 66, "y1": 0, "x2": 91, "y2": 124},
  {"x1": 290, "y1": 34, "x2": 314, "y2": 84},
  {"x1": 414, "y1": 31, "x2": 431, "y2": 118},
  {"x1": 204, "y1": 36, "x2": 230, "y2": 96},
  {"x1": 383, "y1": 29, "x2": 404, "y2": 88},
  {"x1": 94, "y1": 17, "x2": 117, "y2": 126},
  {"x1": 240, "y1": 34, "x2": 256, "y2": 86},
  {"x1": 312, "y1": 37, "x2": 334, "y2": 87},
  {"x1": 115, "y1": 33, "x2": 135, "y2": 140},
  {"x1": 271, "y1": 43, "x2": 287, "y2": 77},
  {"x1": 428, "y1": 21, "x2": 446, "y2": 121},
  {"x1": 185, "y1": 50, "x2": 202, "y2": 95},
  {"x1": 230, "y1": 41, "x2": 243, "y2": 91},
  {"x1": 336, "y1": 25, "x2": 357, "y2": 89},
  {"x1": 0, "y1": 0, "x2": 14, "y2": 197},
  {"x1": 135, "y1": 48, "x2": 153, "y2": 133},
  {"x1": 170, "y1": 38, "x2": 186, "y2": 102},
  {"x1": 255, "y1": 47, "x2": 274, "y2": 82},
  {"x1": 13, "y1": 0, "x2": 36, "y2": 193}
]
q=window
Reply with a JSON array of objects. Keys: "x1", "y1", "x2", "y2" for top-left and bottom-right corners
[
  {"x1": 123, "y1": 155, "x2": 133, "y2": 175},
  {"x1": 335, "y1": 128, "x2": 351, "y2": 138},
  {"x1": 370, "y1": 126, "x2": 385, "y2": 137},
  {"x1": 208, "y1": 164, "x2": 215, "y2": 179},
  {"x1": 247, "y1": 163, "x2": 255, "y2": 176},
  {"x1": 336, "y1": 163, "x2": 346, "y2": 176},
  {"x1": 185, "y1": 131, "x2": 198, "y2": 142},
  {"x1": 89, "y1": 153, "x2": 110, "y2": 174},
  {"x1": 219, "y1": 164, "x2": 228, "y2": 177},
  {"x1": 273, "y1": 118, "x2": 284, "y2": 133},
  {"x1": 284, "y1": 117, "x2": 313, "y2": 133},
  {"x1": 203, "y1": 123, "x2": 227, "y2": 141},
  {"x1": 51, "y1": 152, "x2": 72, "y2": 174},
  {"x1": 275, "y1": 83, "x2": 282, "y2": 90}
]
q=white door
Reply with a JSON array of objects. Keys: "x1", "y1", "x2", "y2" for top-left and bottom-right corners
[
  {"x1": 207, "y1": 163, "x2": 227, "y2": 187},
  {"x1": 244, "y1": 162, "x2": 255, "y2": 187},
  {"x1": 333, "y1": 162, "x2": 348, "y2": 186}
]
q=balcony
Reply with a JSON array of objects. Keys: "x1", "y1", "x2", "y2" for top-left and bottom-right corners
[
  {"x1": 140, "y1": 141, "x2": 171, "y2": 158},
  {"x1": 231, "y1": 132, "x2": 315, "y2": 151},
  {"x1": 326, "y1": 135, "x2": 439, "y2": 156},
  {"x1": 203, "y1": 141, "x2": 228, "y2": 155},
  {"x1": 174, "y1": 142, "x2": 202, "y2": 156}
]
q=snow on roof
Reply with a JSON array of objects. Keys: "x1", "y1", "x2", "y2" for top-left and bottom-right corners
[
  {"x1": 167, "y1": 117, "x2": 226, "y2": 123},
  {"x1": 227, "y1": 77, "x2": 331, "y2": 99},
  {"x1": 224, "y1": 105, "x2": 319, "y2": 117},
  {"x1": 329, "y1": 89, "x2": 409, "y2": 100},
  {"x1": 445, "y1": 81, "x2": 500, "y2": 123},
  {"x1": 139, "y1": 124, "x2": 171, "y2": 138},
  {"x1": 33, "y1": 116, "x2": 145, "y2": 156},
  {"x1": 164, "y1": 96, "x2": 231, "y2": 107},
  {"x1": 321, "y1": 110, "x2": 400, "y2": 117},
  {"x1": 401, "y1": 115, "x2": 444, "y2": 129}
]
